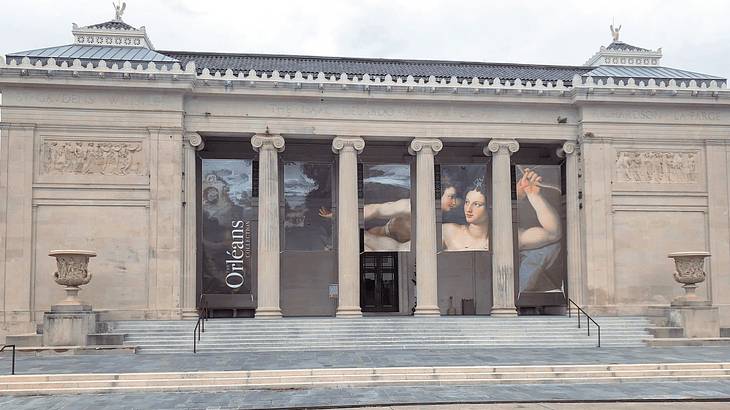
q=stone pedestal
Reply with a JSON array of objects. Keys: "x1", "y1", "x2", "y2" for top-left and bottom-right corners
[
  {"x1": 42, "y1": 310, "x2": 98, "y2": 346},
  {"x1": 666, "y1": 251, "x2": 719, "y2": 338},
  {"x1": 42, "y1": 250, "x2": 99, "y2": 346},
  {"x1": 668, "y1": 300, "x2": 720, "y2": 338}
]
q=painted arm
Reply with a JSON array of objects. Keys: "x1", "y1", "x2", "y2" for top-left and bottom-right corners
[
  {"x1": 363, "y1": 198, "x2": 411, "y2": 221},
  {"x1": 517, "y1": 169, "x2": 561, "y2": 250}
]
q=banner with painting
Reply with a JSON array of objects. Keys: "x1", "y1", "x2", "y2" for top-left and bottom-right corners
[
  {"x1": 440, "y1": 164, "x2": 490, "y2": 252},
  {"x1": 201, "y1": 159, "x2": 254, "y2": 294},
  {"x1": 362, "y1": 164, "x2": 411, "y2": 252},
  {"x1": 514, "y1": 164, "x2": 565, "y2": 295},
  {"x1": 283, "y1": 162, "x2": 333, "y2": 251}
]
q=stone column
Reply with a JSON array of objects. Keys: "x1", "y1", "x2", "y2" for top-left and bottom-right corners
[
  {"x1": 251, "y1": 134, "x2": 285, "y2": 319},
  {"x1": 557, "y1": 142, "x2": 582, "y2": 307},
  {"x1": 332, "y1": 137, "x2": 365, "y2": 318},
  {"x1": 182, "y1": 133, "x2": 204, "y2": 318},
  {"x1": 409, "y1": 138, "x2": 443, "y2": 316},
  {"x1": 484, "y1": 139, "x2": 519, "y2": 317}
]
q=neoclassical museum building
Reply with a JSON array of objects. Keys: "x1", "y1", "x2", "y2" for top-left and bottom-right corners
[{"x1": 1, "y1": 10, "x2": 729, "y2": 335}]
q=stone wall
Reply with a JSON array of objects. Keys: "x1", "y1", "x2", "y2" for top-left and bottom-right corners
[{"x1": 1, "y1": 69, "x2": 730, "y2": 335}]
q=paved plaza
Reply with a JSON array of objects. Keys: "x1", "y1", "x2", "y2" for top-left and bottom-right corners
[{"x1": 1, "y1": 381, "x2": 730, "y2": 409}]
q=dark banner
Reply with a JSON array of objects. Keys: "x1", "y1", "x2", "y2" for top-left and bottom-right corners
[
  {"x1": 514, "y1": 164, "x2": 565, "y2": 295},
  {"x1": 363, "y1": 164, "x2": 411, "y2": 252},
  {"x1": 201, "y1": 159, "x2": 254, "y2": 294},
  {"x1": 284, "y1": 162, "x2": 333, "y2": 251},
  {"x1": 440, "y1": 164, "x2": 490, "y2": 252}
]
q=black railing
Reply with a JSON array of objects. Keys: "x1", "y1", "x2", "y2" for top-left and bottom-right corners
[
  {"x1": 568, "y1": 298, "x2": 601, "y2": 347},
  {"x1": 193, "y1": 295, "x2": 209, "y2": 354},
  {"x1": 0, "y1": 344, "x2": 16, "y2": 375}
]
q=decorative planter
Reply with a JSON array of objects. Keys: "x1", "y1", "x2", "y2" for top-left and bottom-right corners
[
  {"x1": 668, "y1": 251, "x2": 710, "y2": 302},
  {"x1": 49, "y1": 250, "x2": 96, "y2": 306}
]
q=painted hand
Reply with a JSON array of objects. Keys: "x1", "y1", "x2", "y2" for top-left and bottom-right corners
[
  {"x1": 517, "y1": 168, "x2": 542, "y2": 199},
  {"x1": 318, "y1": 207, "x2": 333, "y2": 219}
]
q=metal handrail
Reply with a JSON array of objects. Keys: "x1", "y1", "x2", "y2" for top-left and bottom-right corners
[
  {"x1": 568, "y1": 298, "x2": 601, "y2": 347},
  {"x1": 193, "y1": 295, "x2": 209, "y2": 354},
  {"x1": 0, "y1": 344, "x2": 16, "y2": 375}
]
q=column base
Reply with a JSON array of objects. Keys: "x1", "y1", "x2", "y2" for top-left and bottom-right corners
[
  {"x1": 255, "y1": 308, "x2": 282, "y2": 319},
  {"x1": 181, "y1": 309, "x2": 199, "y2": 320},
  {"x1": 490, "y1": 307, "x2": 518, "y2": 317},
  {"x1": 414, "y1": 306, "x2": 441, "y2": 317},
  {"x1": 336, "y1": 306, "x2": 363, "y2": 318}
]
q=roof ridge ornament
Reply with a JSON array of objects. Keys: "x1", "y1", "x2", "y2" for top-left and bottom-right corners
[
  {"x1": 113, "y1": 1, "x2": 126, "y2": 22},
  {"x1": 610, "y1": 23, "x2": 621, "y2": 42}
]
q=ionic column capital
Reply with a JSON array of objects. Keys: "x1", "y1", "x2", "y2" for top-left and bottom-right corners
[
  {"x1": 332, "y1": 136, "x2": 365, "y2": 154},
  {"x1": 408, "y1": 138, "x2": 443, "y2": 156},
  {"x1": 557, "y1": 141, "x2": 578, "y2": 158},
  {"x1": 251, "y1": 134, "x2": 285, "y2": 152},
  {"x1": 484, "y1": 139, "x2": 519, "y2": 156},
  {"x1": 186, "y1": 132, "x2": 205, "y2": 151}
]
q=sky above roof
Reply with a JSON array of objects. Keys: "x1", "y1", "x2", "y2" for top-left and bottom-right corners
[{"x1": 2, "y1": 0, "x2": 729, "y2": 80}]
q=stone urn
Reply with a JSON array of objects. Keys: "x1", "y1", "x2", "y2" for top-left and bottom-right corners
[
  {"x1": 49, "y1": 250, "x2": 96, "y2": 308},
  {"x1": 668, "y1": 251, "x2": 710, "y2": 303}
]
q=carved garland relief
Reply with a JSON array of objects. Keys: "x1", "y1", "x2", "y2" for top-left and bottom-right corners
[
  {"x1": 614, "y1": 151, "x2": 697, "y2": 184},
  {"x1": 41, "y1": 140, "x2": 145, "y2": 176}
]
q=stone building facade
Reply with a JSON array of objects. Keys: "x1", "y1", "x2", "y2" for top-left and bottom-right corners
[{"x1": 1, "y1": 13, "x2": 729, "y2": 336}]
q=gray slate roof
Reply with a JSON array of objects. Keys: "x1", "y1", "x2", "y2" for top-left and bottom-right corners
[
  {"x1": 83, "y1": 20, "x2": 138, "y2": 30},
  {"x1": 6, "y1": 45, "x2": 178, "y2": 64},
  {"x1": 5, "y1": 45, "x2": 726, "y2": 85},
  {"x1": 606, "y1": 41, "x2": 649, "y2": 52},
  {"x1": 159, "y1": 51, "x2": 591, "y2": 82},
  {"x1": 586, "y1": 65, "x2": 724, "y2": 81}
]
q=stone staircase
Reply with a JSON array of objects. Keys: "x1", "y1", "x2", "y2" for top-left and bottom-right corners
[
  {"x1": 110, "y1": 316, "x2": 653, "y2": 354},
  {"x1": 2, "y1": 362, "x2": 728, "y2": 395}
]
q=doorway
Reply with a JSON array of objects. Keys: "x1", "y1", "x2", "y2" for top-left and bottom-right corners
[{"x1": 360, "y1": 252, "x2": 399, "y2": 312}]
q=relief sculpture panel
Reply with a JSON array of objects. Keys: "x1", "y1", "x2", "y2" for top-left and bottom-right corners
[
  {"x1": 41, "y1": 140, "x2": 145, "y2": 176},
  {"x1": 614, "y1": 151, "x2": 697, "y2": 184}
]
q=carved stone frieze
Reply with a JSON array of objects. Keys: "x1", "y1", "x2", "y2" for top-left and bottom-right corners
[
  {"x1": 41, "y1": 139, "x2": 145, "y2": 176},
  {"x1": 614, "y1": 151, "x2": 697, "y2": 183}
]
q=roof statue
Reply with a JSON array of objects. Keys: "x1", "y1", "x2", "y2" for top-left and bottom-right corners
[
  {"x1": 113, "y1": 1, "x2": 126, "y2": 22},
  {"x1": 610, "y1": 24, "x2": 621, "y2": 42}
]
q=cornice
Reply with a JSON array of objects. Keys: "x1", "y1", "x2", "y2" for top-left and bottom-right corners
[{"x1": 1, "y1": 56, "x2": 728, "y2": 102}]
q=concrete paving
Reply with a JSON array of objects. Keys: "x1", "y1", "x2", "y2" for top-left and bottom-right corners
[
  {"x1": 1, "y1": 381, "x2": 730, "y2": 409},
  {"x1": 2, "y1": 346, "x2": 730, "y2": 375}
]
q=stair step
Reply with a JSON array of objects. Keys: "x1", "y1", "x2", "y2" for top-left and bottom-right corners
[
  {"x1": 1, "y1": 362, "x2": 726, "y2": 395},
  {"x1": 104, "y1": 316, "x2": 653, "y2": 354}
]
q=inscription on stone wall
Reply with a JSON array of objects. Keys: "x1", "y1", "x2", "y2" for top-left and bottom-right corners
[
  {"x1": 615, "y1": 151, "x2": 697, "y2": 183},
  {"x1": 592, "y1": 109, "x2": 722, "y2": 124},
  {"x1": 41, "y1": 140, "x2": 145, "y2": 176}
]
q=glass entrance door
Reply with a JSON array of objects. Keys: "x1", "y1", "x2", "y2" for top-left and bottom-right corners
[{"x1": 360, "y1": 252, "x2": 399, "y2": 312}]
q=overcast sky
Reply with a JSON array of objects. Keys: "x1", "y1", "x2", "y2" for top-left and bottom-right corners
[{"x1": 2, "y1": 0, "x2": 730, "y2": 79}]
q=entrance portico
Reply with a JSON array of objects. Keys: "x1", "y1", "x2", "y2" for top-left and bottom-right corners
[{"x1": 185, "y1": 133, "x2": 573, "y2": 318}]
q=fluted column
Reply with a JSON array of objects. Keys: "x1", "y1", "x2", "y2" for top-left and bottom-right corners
[
  {"x1": 557, "y1": 142, "x2": 583, "y2": 307},
  {"x1": 484, "y1": 139, "x2": 519, "y2": 317},
  {"x1": 182, "y1": 132, "x2": 204, "y2": 318},
  {"x1": 332, "y1": 137, "x2": 365, "y2": 317},
  {"x1": 409, "y1": 138, "x2": 443, "y2": 316},
  {"x1": 251, "y1": 134, "x2": 285, "y2": 319}
]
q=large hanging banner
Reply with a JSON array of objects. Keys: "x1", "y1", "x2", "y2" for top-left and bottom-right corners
[
  {"x1": 363, "y1": 164, "x2": 411, "y2": 252},
  {"x1": 284, "y1": 162, "x2": 333, "y2": 251},
  {"x1": 440, "y1": 164, "x2": 490, "y2": 252},
  {"x1": 514, "y1": 164, "x2": 565, "y2": 294},
  {"x1": 201, "y1": 159, "x2": 254, "y2": 294}
]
